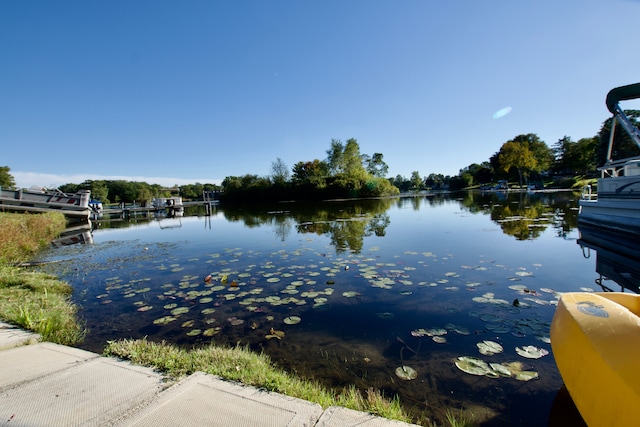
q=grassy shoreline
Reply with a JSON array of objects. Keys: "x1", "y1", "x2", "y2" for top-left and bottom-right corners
[{"x1": 0, "y1": 212, "x2": 84, "y2": 344}]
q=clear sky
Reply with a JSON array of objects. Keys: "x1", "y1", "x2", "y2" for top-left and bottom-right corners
[{"x1": 3, "y1": 0, "x2": 640, "y2": 188}]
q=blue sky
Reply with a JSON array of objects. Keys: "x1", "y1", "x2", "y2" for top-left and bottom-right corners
[{"x1": 3, "y1": 0, "x2": 640, "y2": 188}]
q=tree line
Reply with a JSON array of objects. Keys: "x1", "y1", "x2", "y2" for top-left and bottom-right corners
[
  {"x1": 1, "y1": 109, "x2": 637, "y2": 201},
  {"x1": 221, "y1": 138, "x2": 399, "y2": 202},
  {"x1": 400, "y1": 109, "x2": 639, "y2": 191}
]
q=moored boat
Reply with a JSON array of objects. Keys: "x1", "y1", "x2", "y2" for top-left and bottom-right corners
[
  {"x1": 578, "y1": 83, "x2": 640, "y2": 235},
  {"x1": 0, "y1": 186, "x2": 91, "y2": 219},
  {"x1": 550, "y1": 292, "x2": 640, "y2": 426},
  {"x1": 151, "y1": 196, "x2": 183, "y2": 210}
]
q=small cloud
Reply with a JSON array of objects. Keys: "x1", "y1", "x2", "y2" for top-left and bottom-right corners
[{"x1": 492, "y1": 107, "x2": 512, "y2": 120}]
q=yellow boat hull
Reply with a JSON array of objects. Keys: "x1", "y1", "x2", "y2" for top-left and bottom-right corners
[{"x1": 551, "y1": 292, "x2": 640, "y2": 426}]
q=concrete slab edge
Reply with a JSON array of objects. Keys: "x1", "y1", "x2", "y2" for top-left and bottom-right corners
[
  {"x1": 117, "y1": 371, "x2": 324, "y2": 427},
  {"x1": 0, "y1": 321, "x2": 41, "y2": 350}
]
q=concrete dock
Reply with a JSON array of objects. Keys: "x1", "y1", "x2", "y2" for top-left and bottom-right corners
[{"x1": 0, "y1": 321, "x2": 420, "y2": 426}]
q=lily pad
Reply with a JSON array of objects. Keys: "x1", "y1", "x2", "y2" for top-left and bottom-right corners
[
  {"x1": 170, "y1": 307, "x2": 190, "y2": 316},
  {"x1": 284, "y1": 316, "x2": 301, "y2": 325},
  {"x1": 228, "y1": 318, "x2": 245, "y2": 326},
  {"x1": 515, "y1": 370, "x2": 539, "y2": 381},
  {"x1": 489, "y1": 363, "x2": 512, "y2": 377},
  {"x1": 395, "y1": 366, "x2": 417, "y2": 380},
  {"x1": 515, "y1": 345, "x2": 549, "y2": 359},
  {"x1": 203, "y1": 327, "x2": 221, "y2": 336},
  {"x1": 477, "y1": 340, "x2": 503, "y2": 355},
  {"x1": 153, "y1": 316, "x2": 177, "y2": 325},
  {"x1": 455, "y1": 357, "x2": 491, "y2": 376},
  {"x1": 266, "y1": 328, "x2": 285, "y2": 339},
  {"x1": 342, "y1": 291, "x2": 359, "y2": 298}
]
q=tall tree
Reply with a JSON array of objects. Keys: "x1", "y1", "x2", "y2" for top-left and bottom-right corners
[
  {"x1": 365, "y1": 153, "x2": 389, "y2": 178},
  {"x1": 512, "y1": 134, "x2": 554, "y2": 174},
  {"x1": 410, "y1": 171, "x2": 423, "y2": 190},
  {"x1": 326, "y1": 139, "x2": 345, "y2": 175},
  {"x1": 270, "y1": 158, "x2": 290, "y2": 185},
  {"x1": 341, "y1": 138, "x2": 367, "y2": 179},
  {"x1": 0, "y1": 166, "x2": 16, "y2": 188},
  {"x1": 498, "y1": 140, "x2": 536, "y2": 186},
  {"x1": 552, "y1": 136, "x2": 573, "y2": 174}
]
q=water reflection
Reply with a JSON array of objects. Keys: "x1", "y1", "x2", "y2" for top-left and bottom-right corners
[
  {"x1": 221, "y1": 199, "x2": 394, "y2": 252},
  {"x1": 52, "y1": 221, "x2": 94, "y2": 246},
  {"x1": 458, "y1": 191, "x2": 580, "y2": 240},
  {"x1": 578, "y1": 226, "x2": 640, "y2": 293}
]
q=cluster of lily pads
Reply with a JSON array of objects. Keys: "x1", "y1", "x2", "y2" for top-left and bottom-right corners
[
  {"x1": 93, "y1": 243, "x2": 561, "y2": 390},
  {"x1": 455, "y1": 357, "x2": 539, "y2": 381},
  {"x1": 454, "y1": 339, "x2": 548, "y2": 381},
  {"x1": 411, "y1": 324, "x2": 470, "y2": 344},
  {"x1": 103, "y1": 247, "x2": 513, "y2": 341}
]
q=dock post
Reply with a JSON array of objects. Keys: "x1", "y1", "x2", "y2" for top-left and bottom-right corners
[{"x1": 203, "y1": 190, "x2": 212, "y2": 216}]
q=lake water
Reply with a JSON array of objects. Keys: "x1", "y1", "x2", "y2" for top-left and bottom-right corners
[{"x1": 42, "y1": 191, "x2": 615, "y2": 425}]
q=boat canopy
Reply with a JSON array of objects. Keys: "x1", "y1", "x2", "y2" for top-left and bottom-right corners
[
  {"x1": 605, "y1": 83, "x2": 640, "y2": 152},
  {"x1": 606, "y1": 83, "x2": 640, "y2": 114}
]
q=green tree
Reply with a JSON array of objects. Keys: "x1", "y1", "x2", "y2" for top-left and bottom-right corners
[
  {"x1": 514, "y1": 134, "x2": 553, "y2": 174},
  {"x1": 326, "y1": 139, "x2": 345, "y2": 175},
  {"x1": 498, "y1": 140, "x2": 536, "y2": 186},
  {"x1": 496, "y1": 134, "x2": 552, "y2": 186},
  {"x1": 391, "y1": 175, "x2": 410, "y2": 191},
  {"x1": 0, "y1": 166, "x2": 16, "y2": 188},
  {"x1": 270, "y1": 158, "x2": 290, "y2": 186},
  {"x1": 365, "y1": 153, "x2": 389, "y2": 178},
  {"x1": 341, "y1": 138, "x2": 367, "y2": 179},
  {"x1": 93, "y1": 181, "x2": 109, "y2": 203},
  {"x1": 571, "y1": 137, "x2": 598, "y2": 175},
  {"x1": 292, "y1": 160, "x2": 329, "y2": 187},
  {"x1": 553, "y1": 136, "x2": 598, "y2": 176},
  {"x1": 410, "y1": 171, "x2": 423, "y2": 190},
  {"x1": 108, "y1": 180, "x2": 138, "y2": 203},
  {"x1": 458, "y1": 163, "x2": 493, "y2": 186},
  {"x1": 425, "y1": 173, "x2": 445, "y2": 189},
  {"x1": 552, "y1": 136, "x2": 573, "y2": 174},
  {"x1": 180, "y1": 183, "x2": 205, "y2": 200}
]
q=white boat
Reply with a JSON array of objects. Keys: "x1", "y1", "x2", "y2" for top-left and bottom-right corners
[
  {"x1": 0, "y1": 186, "x2": 91, "y2": 218},
  {"x1": 578, "y1": 83, "x2": 640, "y2": 235},
  {"x1": 151, "y1": 196, "x2": 183, "y2": 209}
]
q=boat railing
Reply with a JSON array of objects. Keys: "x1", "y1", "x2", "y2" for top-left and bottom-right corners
[
  {"x1": 581, "y1": 184, "x2": 595, "y2": 200},
  {"x1": 598, "y1": 156, "x2": 640, "y2": 178}
]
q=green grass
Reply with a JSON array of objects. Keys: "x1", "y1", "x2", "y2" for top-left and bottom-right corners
[
  {"x1": 0, "y1": 212, "x2": 85, "y2": 345},
  {"x1": 104, "y1": 338, "x2": 417, "y2": 424},
  {"x1": 0, "y1": 212, "x2": 67, "y2": 265}
]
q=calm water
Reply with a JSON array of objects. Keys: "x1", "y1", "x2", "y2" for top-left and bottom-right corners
[{"x1": 42, "y1": 191, "x2": 616, "y2": 425}]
